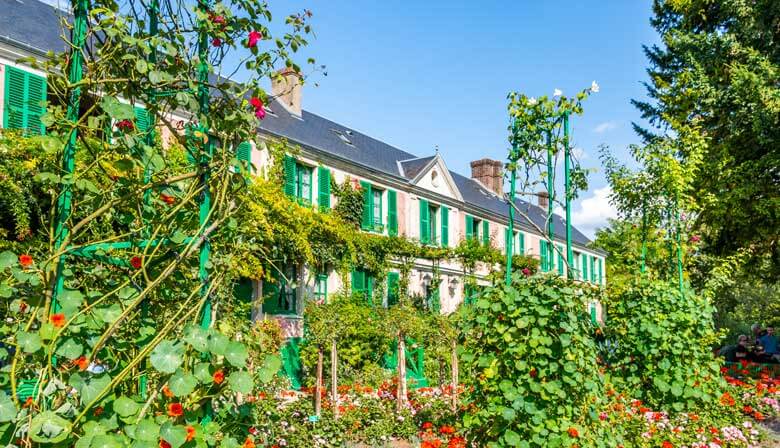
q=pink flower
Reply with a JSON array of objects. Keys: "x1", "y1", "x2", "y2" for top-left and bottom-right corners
[
  {"x1": 247, "y1": 31, "x2": 262, "y2": 48},
  {"x1": 521, "y1": 267, "x2": 532, "y2": 277},
  {"x1": 211, "y1": 38, "x2": 222, "y2": 47},
  {"x1": 250, "y1": 97, "x2": 265, "y2": 120},
  {"x1": 689, "y1": 235, "x2": 701, "y2": 243}
]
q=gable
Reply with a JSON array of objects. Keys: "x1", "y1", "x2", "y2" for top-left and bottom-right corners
[{"x1": 409, "y1": 154, "x2": 463, "y2": 201}]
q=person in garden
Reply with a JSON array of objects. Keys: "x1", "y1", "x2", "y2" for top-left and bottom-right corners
[
  {"x1": 759, "y1": 327, "x2": 778, "y2": 361},
  {"x1": 719, "y1": 334, "x2": 750, "y2": 362}
]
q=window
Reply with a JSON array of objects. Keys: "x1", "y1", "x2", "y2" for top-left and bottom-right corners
[
  {"x1": 3, "y1": 66, "x2": 47, "y2": 135},
  {"x1": 360, "y1": 181, "x2": 384, "y2": 232},
  {"x1": 387, "y1": 272, "x2": 400, "y2": 307},
  {"x1": 504, "y1": 229, "x2": 521, "y2": 255},
  {"x1": 540, "y1": 240, "x2": 549, "y2": 272},
  {"x1": 352, "y1": 268, "x2": 374, "y2": 305},
  {"x1": 314, "y1": 272, "x2": 328, "y2": 303},
  {"x1": 518, "y1": 231, "x2": 525, "y2": 255},
  {"x1": 556, "y1": 244, "x2": 565, "y2": 275},
  {"x1": 262, "y1": 265, "x2": 298, "y2": 315},
  {"x1": 465, "y1": 215, "x2": 482, "y2": 242},
  {"x1": 429, "y1": 203, "x2": 438, "y2": 245},
  {"x1": 419, "y1": 199, "x2": 446, "y2": 246},
  {"x1": 425, "y1": 283, "x2": 440, "y2": 313},
  {"x1": 283, "y1": 155, "x2": 314, "y2": 205},
  {"x1": 582, "y1": 253, "x2": 589, "y2": 281}
]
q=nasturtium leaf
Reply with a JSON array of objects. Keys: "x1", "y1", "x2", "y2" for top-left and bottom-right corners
[
  {"x1": 207, "y1": 332, "x2": 229, "y2": 355},
  {"x1": 59, "y1": 288, "x2": 84, "y2": 313},
  {"x1": 0, "y1": 394, "x2": 17, "y2": 422},
  {"x1": 150, "y1": 341, "x2": 185, "y2": 374},
  {"x1": 160, "y1": 422, "x2": 187, "y2": 448},
  {"x1": 117, "y1": 286, "x2": 138, "y2": 300},
  {"x1": 16, "y1": 331, "x2": 42, "y2": 353},
  {"x1": 170, "y1": 231, "x2": 187, "y2": 245},
  {"x1": 168, "y1": 370, "x2": 197, "y2": 397},
  {"x1": 0, "y1": 283, "x2": 12, "y2": 298},
  {"x1": 55, "y1": 337, "x2": 84, "y2": 360},
  {"x1": 219, "y1": 437, "x2": 241, "y2": 448},
  {"x1": 228, "y1": 371, "x2": 253, "y2": 394},
  {"x1": 504, "y1": 429, "x2": 521, "y2": 446},
  {"x1": 89, "y1": 434, "x2": 126, "y2": 448},
  {"x1": 132, "y1": 419, "x2": 160, "y2": 442},
  {"x1": 113, "y1": 396, "x2": 140, "y2": 418},
  {"x1": 224, "y1": 341, "x2": 248, "y2": 367},
  {"x1": 93, "y1": 304, "x2": 122, "y2": 325},
  {"x1": 100, "y1": 96, "x2": 134, "y2": 120},
  {"x1": 75, "y1": 374, "x2": 111, "y2": 406},
  {"x1": 0, "y1": 251, "x2": 16, "y2": 269},
  {"x1": 38, "y1": 323, "x2": 56, "y2": 340},
  {"x1": 256, "y1": 354, "x2": 281, "y2": 383},
  {"x1": 193, "y1": 363, "x2": 213, "y2": 384},
  {"x1": 183, "y1": 325, "x2": 209, "y2": 352},
  {"x1": 29, "y1": 411, "x2": 71, "y2": 443}
]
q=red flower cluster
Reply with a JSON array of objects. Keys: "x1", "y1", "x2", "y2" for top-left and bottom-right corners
[
  {"x1": 167, "y1": 402, "x2": 184, "y2": 417},
  {"x1": 116, "y1": 119, "x2": 134, "y2": 132},
  {"x1": 247, "y1": 30, "x2": 262, "y2": 48},
  {"x1": 250, "y1": 97, "x2": 266, "y2": 120},
  {"x1": 50, "y1": 313, "x2": 66, "y2": 328},
  {"x1": 19, "y1": 254, "x2": 33, "y2": 267},
  {"x1": 213, "y1": 370, "x2": 225, "y2": 384},
  {"x1": 130, "y1": 256, "x2": 143, "y2": 269}
]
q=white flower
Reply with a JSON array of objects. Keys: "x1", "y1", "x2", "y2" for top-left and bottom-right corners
[
  {"x1": 528, "y1": 97, "x2": 537, "y2": 105},
  {"x1": 591, "y1": 80, "x2": 600, "y2": 93},
  {"x1": 553, "y1": 88, "x2": 563, "y2": 97}
]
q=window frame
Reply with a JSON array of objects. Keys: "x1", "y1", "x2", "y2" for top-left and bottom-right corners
[
  {"x1": 296, "y1": 163, "x2": 313, "y2": 205},
  {"x1": 428, "y1": 203, "x2": 439, "y2": 246}
]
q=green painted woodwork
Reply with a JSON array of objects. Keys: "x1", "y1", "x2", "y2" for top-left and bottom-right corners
[
  {"x1": 590, "y1": 256, "x2": 596, "y2": 283},
  {"x1": 563, "y1": 112, "x2": 574, "y2": 278},
  {"x1": 482, "y1": 220, "x2": 489, "y2": 245},
  {"x1": 465, "y1": 215, "x2": 474, "y2": 240},
  {"x1": 440, "y1": 205, "x2": 449, "y2": 247},
  {"x1": 419, "y1": 198, "x2": 430, "y2": 244},
  {"x1": 360, "y1": 180, "x2": 371, "y2": 229},
  {"x1": 314, "y1": 273, "x2": 328, "y2": 303},
  {"x1": 236, "y1": 141, "x2": 252, "y2": 170},
  {"x1": 283, "y1": 155, "x2": 297, "y2": 197},
  {"x1": 351, "y1": 268, "x2": 373, "y2": 305},
  {"x1": 386, "y1": 271, "x2": 400, "y2": 306},
  {"x1": 590, "y1": 303, "x2": 597, "y2": 325},
  {"x1": 3, "y1": 66, "x2": 47, "y2": 135},
  {"x1": 557, "y1": 244, "x2": 564, "y2": 275},
  {"x1": 133, "y1": 106, "x2": 151, "y2": 134},
  {"x1": 262, "y1": 266, "x2": 298, "y2": 315},
  {"x1": 387, "y1": 189, "x2": 398, "y2": 236},
  {"x1": 317, "y1": 167, "x2": 330, "y2": 209},
  {"x1": 598, "y1": 258, "x2": 603, "y2": 285},
  {"x1": 540, "y1": 240, "x2": 549, "y2": 272},
  {"x1": 582, "y1": 253, "x2": 589, "y2": 281},
  {"x1": 280, "y1": 338, "x2": 303, "y2": 390},
  {"x1": 15, "y1": 378, "x2": 41, "y2": 401},
  {"x1": 382, "y1": 338, "x2": 428, "y2": 388},
  {"x1": 372, "y1": 188, "x2": 383, "y2": 229},
  {"x1": 546, "y1": 131, "x2": 555, "y2": 267},
  {"x1": 296, "y1": 164, "x2": 312, "y2": 205},
  {"x1": 519, "y1": 232, "x2": 525, "y2": 254},
  {"x1": 464, "y1": 284, "x2": 477, "y2": 305}
]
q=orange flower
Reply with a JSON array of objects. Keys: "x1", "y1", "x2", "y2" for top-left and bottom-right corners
[
  {"x1": 159, "y1": 440, "x2": 172, "y2": 448},
  {"x1": 50, "y1": 313, "x2": 66, "y2": 328},
  {"x1": 93, "y1": 406, "x2": 104, "y2": 416},
  {"x1": 74, "y1": 356, "x2": 89, "y2": 371},
  {"x1": 439, "y1": 425, "x2": 455, "y2": 435},
  {"x1": 213, "y1": 370, "x2": 225, "y2": 384},
  {"x1": 422, "y1": 421, "x2": 433, "y2": 430},
  {"x1": 185, "y1": 426, "x2": 196, "y2": 442},
  {"x1": 23, "y1": 397, "x2": 34, "y2": 408},
  {"x1": 160, "y1": 194, "x2": 176, "y2": 205},
  {"x1": 242, "y1": 437, "x2": 256, "y2": 448},
  {"x1": 162, "y1": 384, "x2": 174, "y2": 398},
  {"x1": 719, "y1": 392, "x2": 735, "y2": 406},
  {"x1": 567, "y1": 427, "x2": 579, "y2": 438},
  {"x1": 167, "y1": 403, "x2": 183, "y2": 417},
  {"x1": 662, "y1": 441, "x2": 673, "y2": 448},
  {"x1": 18, "y1": 254, "x2": 33, "y2": 267}
]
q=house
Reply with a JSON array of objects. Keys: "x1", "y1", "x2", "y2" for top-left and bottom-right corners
[{"x1": 0, "y1": 0, "x2": 607, "y2": 339}]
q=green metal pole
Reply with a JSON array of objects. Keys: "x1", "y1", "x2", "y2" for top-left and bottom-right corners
[
  {"x1": 546, "y1": 132, "x2": 554, "y2": 268},
  {"x1": 505, "y1": 122, "x2": 517, "y2": 286},
  {"x1": 563, "y1": 112, "x2": 573, "y2": 279},
  {"x1": 640, "y1": 198, "x2": 647, "y2": 274},
  {"x1": 674, "y1": 197, "x2": 684, "y2": 294},
  {"x1": 197, "y1": 0, "x2": 213, "y2": 330},
  {"x1": 52, "y1": 0, "x2": 89, "y2": 311}
]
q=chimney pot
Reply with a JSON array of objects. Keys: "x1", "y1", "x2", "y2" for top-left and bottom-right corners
[
  {"x1": 470, "y1": 158, "x2": 504, "y2": 195},
  {"x1": 536, "y1": 191, "x2": 550, "y2": 210},
  {"x1": 271, "y1": 68, "x2": 302, "y2": 116}
]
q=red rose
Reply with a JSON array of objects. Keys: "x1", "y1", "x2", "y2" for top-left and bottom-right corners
[
  {"x1": 130, "y1": 256, "x2": 142, "y2": 269},
  {"x1": 167, "y1": 402, "x2": 184, "y2": 417},
  {"x1": 116, "y1": 119, "x2": 134, "y2": 132},
  {"x1": 51, "y1": 313, "x2": 66, "y2": 328},
  {"x1": 211, "y1": 38, "x2": 222, "y2": 47},
  {"x1": 18, "y1": 254, "x2": 33, "y2": 267},
  {"x1": 213, "y1": 370, "x2": 224, "y2": 384},
  {"x1": 247, "y1": 30, "x2": 262, "y2": 48},
  {"x1": 521, "y1": 267, "x2": 532, "y2": 277}
]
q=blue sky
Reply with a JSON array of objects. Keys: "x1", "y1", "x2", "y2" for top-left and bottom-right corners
[{"x1": 263, "y1": 1, "x2": 660, "y2": 238}]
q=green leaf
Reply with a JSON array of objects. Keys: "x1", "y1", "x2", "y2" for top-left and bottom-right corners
[
  {"x1": 0, "y1": 251, "x2": 16, "y2": 269},
  {"x1": 29, "y1": 411, "x2": 71, "y2": 443},
  {"x1": 55, "y1": 337, "x2": 84, "y2": 360},
  {"x1": 207, "y1": 332, "x2": 229, "y2": 355},
  {"x1": 257, "y1": 354, "x2": 281, "y2": 383},
  {"x1": 224, "y1": 341, "x2": 248, "y2": 367},
  {"x1": 183, "y1": 325, "x2": 209, "y2": 352},
  {"x1": 93, "y1": 304, "x2": 122, "y2": 325},
  {"x1": 73, "y1": 373, "x2": 111, "y2": 406},
  {"x1": 0, "y1": 394, "x2": 17, "y2": 422},
  {"x1": 160, "y1": 422, "x2": 187, "y2": 448},
  {"x1": 113, "y1": 396, "x2": 140, "y2": 418},
  {"x1": 150, "y1": 341, "x2": 185, "y2": 374},
  {"x1": 193, "y1": 363, "x2": 213, "y2": 384},
  {"x1": 132, "y1": 419, "x2": 160, "y2": 442},
  {"x1": 16, "y1": 331, "x2": 42, "y2": 353},
  {"x1": 168, "y1": 370, "x2": 198, "y2": 397},
  {"x1": 100, "y1": 96, "x2": 134, "y2": 120},
  {"x1": 228, "y1": 370, "x2": 253, "y2": 394},
  {"x1": 504, "y1": 429, "x2": 521, "y2": 446}
]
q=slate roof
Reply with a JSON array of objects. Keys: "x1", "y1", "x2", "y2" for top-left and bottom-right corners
[{"x1": 1, "y1": 0, "x2": 597, "y2": 250}]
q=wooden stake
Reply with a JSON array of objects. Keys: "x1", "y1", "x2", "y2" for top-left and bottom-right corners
[
  {"x1": 397, "y1": 335, "x2": 407, "y2": 412},
  {"x1": 331, "y1": 339, "x2": 338, "y2": 418},
  {"x1": 315, "y1": 345, "x2": 323, "y2": 417},
  {"x1": 451, "y1": 339, "x2": 458, "y2": 411}
]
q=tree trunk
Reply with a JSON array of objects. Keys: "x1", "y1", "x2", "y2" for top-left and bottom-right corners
[
  {"x1": 451, "y1": 339, "x2": 458, "y2": 411},
  {"x1": 397, "y1": 334, "x2": 407, "y2": 412},
  {"x1": 331, "y1": 339, "x2": 338, "y2": 418},
  {"x1": 315, "y1": 345, "x2": 323, "y2": 417}
]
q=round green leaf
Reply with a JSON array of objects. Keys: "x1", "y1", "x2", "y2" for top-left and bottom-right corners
[
  {"x1": 29, "y1": 411, "x2": 71, "y2": 443},
  {"x1": 160, "y1": 422, "x2": 187, "y2": 448},
  {"x1": 224, "y1": 341, "x2": 248, "y2": 367},
  {"x1": 227, "y1": 371, "x2": 253, "y2": 394},
  {"x1": 193, "y1": 363, "x2": 213, "y2": 384},
  {"x1": 0, "y1": 394, "x2": 17, "y2": 422},
  {"x1": 150, "y1": 341, "x2": 184, "y2": 374},
  {"x1": 132, "y1": 419, "x2": 160, "y2": 442},
  {"x1": 55, "y1": 337, "x2": 84, "y2": 360},
  {"x1": 16, "y1": 331, "x2": 42, "y2": 353},
  {"x1": 113, "y1": 396, "x2": 140, "y2": 418},
  {"x1": 183, "y1": 325, "x2": 209, "y2": 352},
  {"x1": 168, "y1": 370, "x2": 197, "y2": 397},
  {"x1": 207, "y1": 332, "x2": 229, "y2": 356}
]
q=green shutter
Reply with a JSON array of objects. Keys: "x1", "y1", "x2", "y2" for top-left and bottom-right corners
[
  {"x1": 281, "y1": 338, "x2": 303, "y2": 390},
  {"x1": 352, "y1": 269, "x2": 365, "y2": 294},
  {"x1": 582, "y1": 254, "x2": 589, "y2": 280},
  {"x1": 387, "y1": 190, "x2": 398, "y2": 236},
  {"x1": 387, "y1": 272, "x2": 400, "y2": 307},
  {"x1": 236, "y1": 141, "x2": 252, "y2": 165},
  {"x1": 590, "y1": 304, "x2": 597, "y2": 325},
  {"x1": 540, "y1": 240, "x2": 548, "y2": 272},
  {"x1": 430, "y1": 287, "x2": 440, "y2": 313},
  {"x1": 440, "y1": 206, "x2": 449, "y2": 247},
  {"x1": 598, "y1": 258, "x2": 603, "y2": 284},
  {"x1": 591, "y1": 257, "x2": 597, "y2": 282},
  {"x1": 557, "y1": 244, "x2": 564, "y2": 274},
  {"x1": 283, "y1": 155, "x2": 297, "y2": 197},
  {"x1": 519, "y1": 232, "x2": 525, "y2": 254},
  {"x1": 4, "y1": 67, "x2": 46, "y2": 135},
  {"x1": 360, "y1": 181, "x2": 372, "y2": 230},
  {"x1": 134, "y1": 106, "x2": 150, "y2": 134},
  {"x1": 419, "y1": 199, "x2": 430, "y2": 244},
  {"x1": 504, "y1": 228, "x2": 510, "y2": 254},
  {"x1": 482, "y1": 221, "x2": 489, "y2": 245},
  {"x1": 465, "y1": 215, "x2": 474, "y2": 241},
  {"x1": 317, "y1": 167, "x2": 331, "y2": 209}
]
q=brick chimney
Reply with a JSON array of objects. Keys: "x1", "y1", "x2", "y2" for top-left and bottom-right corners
[
  {"x1": 271, "y1": 68, "x2": 302, "y2": 116},
  {"x1": 470, "y1": 159, "x2": 504, "y2": 195},
  {"x1": 536, "y1": 191, "x2": 549, "y2": 210}
]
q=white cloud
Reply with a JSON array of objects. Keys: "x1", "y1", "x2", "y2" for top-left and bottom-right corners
[
  {"x1": 556, "y1": 187, "x2": 617, "y2": 239},
  {"x1": 593, "y1": 121, "x2": 617, "y2": 134}
]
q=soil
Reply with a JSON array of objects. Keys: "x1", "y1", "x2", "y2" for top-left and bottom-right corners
[{"x1": 762, "y1": 418, "x2": 780, "y2": 447}]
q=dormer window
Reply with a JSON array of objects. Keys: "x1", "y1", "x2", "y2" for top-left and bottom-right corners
[{"x1": 330, "y1": 129, "x2": 354, "y2": 147}]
